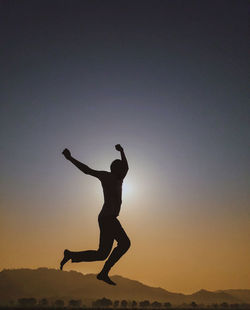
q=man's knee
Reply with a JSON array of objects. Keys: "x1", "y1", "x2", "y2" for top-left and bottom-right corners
[
  {"x1": 119, "y1": 237, "x2": 131, "y2": 252},
  {"x1": 125, "y1": 238, "x2": 131, "y2": 251}
]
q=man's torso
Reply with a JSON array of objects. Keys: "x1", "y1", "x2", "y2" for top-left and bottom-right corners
[{"x1": 99, "y1": 172, "x2": 123, "y2": 217}]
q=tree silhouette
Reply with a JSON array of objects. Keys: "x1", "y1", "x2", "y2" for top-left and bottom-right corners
[
  {"x1": 220, "y1": 302, "x2": 229, "y2": 308},
  {"x1": 121, "y1": 300, "x2": 128, "y2": 308},
  {"x1": 151, "y1": 301, "x2": 161, "y2": 308},
  {"x1": 139, "y1": 300, "x2": 150, "y2": 308},
  {"x1": 55, "y1": 299, "x2": 64, "y2": 307},
  {"x1": 93, "y1": 297, "x2": 112, "y2": 308},
  {"x1": 39, "y1": 298, "x2": 49, "y2": 307},
  {"x1": 113, "y1": 300, "x2": 120, "y2": 308},
  {"x1": 132, "y1": 300, "x2": 137, "y2": 308},
  {"x1": 18, "y1": 298, "x2": 37, "y2": 307},
  {"x1": 190, "y1": 301, "x2": 197, "y2": 308},
  {"x1": 164, "y1": 302, "x2": 171, "y2": 308},
  {"x1": 69, "y1": 299, "x2": 82, "y2": 307}
]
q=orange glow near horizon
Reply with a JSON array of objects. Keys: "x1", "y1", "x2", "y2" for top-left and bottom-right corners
[{"x1": 1, "y1": 168, "x2": 250, "y2": 294}]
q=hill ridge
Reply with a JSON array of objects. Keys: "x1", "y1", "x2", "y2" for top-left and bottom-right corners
[{"x1": 0, "y1": 268, "x2": 249, "y2": 305}]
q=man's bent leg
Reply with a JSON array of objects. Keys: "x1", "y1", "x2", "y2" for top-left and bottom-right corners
[
  {"x1": 71, "y1": 226, "x2": 114, "y2": 262},
  {"x1": 70, "y1": 248, "x2": 109, "y2": 262},
  {"x1": 98, "y1": 219, "x2": 130, "y2": 282},
  {"x1": 60, "y1": 249, "x2": 71, "y2": 270},
  {"x1": 60, "y1": 218, "x2": 114, "y2": 269}
]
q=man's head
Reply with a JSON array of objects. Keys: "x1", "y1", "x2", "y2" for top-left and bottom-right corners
[{"x1": 110, "y1": 159, "x2": 125, "y2": 178}]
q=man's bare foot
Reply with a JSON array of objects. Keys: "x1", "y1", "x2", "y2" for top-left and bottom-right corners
[
  {"x1": 60, "y1": 249, "x2": 71, "y2": 270},
  {"x1": 97, "y1": 272, "x2": 116, "y2": 285}
]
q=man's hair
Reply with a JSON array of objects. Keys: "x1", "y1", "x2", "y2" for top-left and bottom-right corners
[{"x1": 110, "y1": 159, "x2": 124, "y2": 177}]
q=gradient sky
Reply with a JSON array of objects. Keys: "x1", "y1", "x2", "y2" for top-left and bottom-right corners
[{"x1": 1, "y1": 0, "x2": 249, "y2": 293}]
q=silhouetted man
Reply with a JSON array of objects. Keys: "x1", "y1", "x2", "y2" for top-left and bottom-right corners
[{"x1": 60, "y1": 144, "x2": 130, "y2": 285}]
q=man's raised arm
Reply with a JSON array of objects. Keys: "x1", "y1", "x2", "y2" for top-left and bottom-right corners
[
  {"x1": 62, "y1": 148, "x2": 103, "y2": 178},
  {"x1": 115, "y1": 144, "x2": 129, "y2": 175}
]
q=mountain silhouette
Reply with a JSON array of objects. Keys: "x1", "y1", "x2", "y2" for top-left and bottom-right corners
[
  {"x1": 0, "y1": 268, "x2": 248, "y2": 306},
  {"x1": 216, "y1": 289, "x2": 250, "y2": 304},
  {"x1": 187, "y1": 289, "x2": 241, "y2": 305}
]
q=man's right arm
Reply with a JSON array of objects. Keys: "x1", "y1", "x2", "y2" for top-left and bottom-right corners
[
  {"x1": 62, "y1": 148, "x2": 105, "y2": 179},
  {"x1": 115, "y1": 144, "x2": 129, "y2": 178}
]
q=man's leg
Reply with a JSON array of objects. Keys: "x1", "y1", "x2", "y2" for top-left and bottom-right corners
[
  {"x1": 60, "y1": 218, "x2": 114, "y2": 270},
  {"x1": 97, "y1": 219, "x2": 130, "y2": 284}
]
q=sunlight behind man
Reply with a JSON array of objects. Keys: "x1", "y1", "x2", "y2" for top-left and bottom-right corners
[{"x1": 122, "y1": 180, "x2": 134, "y2": 199}]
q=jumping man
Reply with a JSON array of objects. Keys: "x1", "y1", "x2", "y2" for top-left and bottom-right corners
[{"x1": 60, "y1": 144, "x2": 131, "y2": 285}]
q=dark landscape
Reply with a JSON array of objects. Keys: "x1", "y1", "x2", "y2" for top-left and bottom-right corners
[{"x1": 0, "y1": 268, "x2": 249, "y2": 309}]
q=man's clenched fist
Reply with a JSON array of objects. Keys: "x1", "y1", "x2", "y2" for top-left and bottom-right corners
[
  {"x1": 115, "y1": 144, "x2": 123, "y2": 152},
  {"x1": 62, "y1": 148, "x2": 71, "y2": 160}
]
